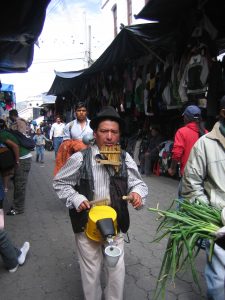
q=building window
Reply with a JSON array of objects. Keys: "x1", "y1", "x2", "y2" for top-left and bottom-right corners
[
  {"x1": 112, "y1": 4, "x2": 117, "y2": 37},
  {"x1": 127, "y1": 0, "x2": 132, "y2": 25}
]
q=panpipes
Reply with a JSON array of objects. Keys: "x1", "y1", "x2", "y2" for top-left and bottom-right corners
[{"x1": 96, "y1": 144, "x2": 121, "y2": 172}]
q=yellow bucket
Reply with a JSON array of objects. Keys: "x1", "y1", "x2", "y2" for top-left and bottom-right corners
[{"x1": 85, "y1": 206, "x2": 117, "y2": 242}]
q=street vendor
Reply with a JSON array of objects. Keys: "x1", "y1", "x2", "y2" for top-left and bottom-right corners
[
  {"x1": 53, "y1": 106, "x2": 148, "y2": 300},
  {"x1": 181, "y1": 96, "x2": 225, "y2": 300}
]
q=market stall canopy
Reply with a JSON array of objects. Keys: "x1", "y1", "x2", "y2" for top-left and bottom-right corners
[
  {"x1": 48, "y1": 23, "x2": 179, "y2": 96},
  {"x1": 48, "y1": 69, "x2": 87, "y2": 96},
  {"x1": 40, "y1": 94, "x2": 57, "y2": 106},
  {"x1": 0, "y1": 0, "x2": 51, "y2": 73},
  {"x1": 135, "y1": 0, "x2": 225, "y2": 53}
]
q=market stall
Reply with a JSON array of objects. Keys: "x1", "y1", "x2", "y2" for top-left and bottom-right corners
[
  {"x1": 0, "y1": 83, "x2": 16, "y2": 118},
  {"x1": 48, "y1": 0, "x2": 225, "y2": 141}
]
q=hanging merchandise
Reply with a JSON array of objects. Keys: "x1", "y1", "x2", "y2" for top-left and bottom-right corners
[
  {"x1": 170, "y1": 63, "x2": 182, "y2": 107},
  {"x1": 206, "y1": 58, "x2": 224, "y2": 117},
  {"x1": 145, "y1": 71, "x2": 157, "y2": 115},
  {"x1": 134, "y1": 76, "x2": 143, "y2": 112},
  {"x1": 160, "y1": 64, "x2": 173, "y2": 109},
  {"x1": 134, "y1": 65, "x2": 144, "y2": 113},
  {"x1": 179, "y1": 46, "x2": 210, "y2": 103},
  {"x1": 0, "y1": 83, "x2": 16, "y2": 112},
  {"x1": 162, "y1": 83, "x2": 172, "y2": 106},
  {"x1": 187, "y1": 54, "x2": 209, "y2": 94},
  {"x1": 144, "y1": 87, "x2": 151, "y2": 116},
  {"x1": 123, "y1": 66, "x2": 133, "y2": 109}
]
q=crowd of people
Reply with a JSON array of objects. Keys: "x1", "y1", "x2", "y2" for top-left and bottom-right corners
[{"x1": 0, "y1": 98, "x2": 224, "y2": 300}]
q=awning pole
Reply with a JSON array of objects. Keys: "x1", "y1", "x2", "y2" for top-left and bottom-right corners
[{"x1": 132, "y1": 33, "x2": 166, "y2": 64}]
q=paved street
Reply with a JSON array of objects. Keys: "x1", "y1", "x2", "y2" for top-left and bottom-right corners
[{"x1": 0, "y1": 150, "x2": 207, "y2": 300}]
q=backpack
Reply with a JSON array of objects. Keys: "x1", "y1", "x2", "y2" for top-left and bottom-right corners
[
  {"x1": 7, "y1": 129, "x2": 35, "y2": 150},
  {"x1": 69, "y1": 120, "x2": 74, "y2": 138}
]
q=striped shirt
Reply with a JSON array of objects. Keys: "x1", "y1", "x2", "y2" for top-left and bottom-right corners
[{"x1": 53, "y1": 144, "x2": 148, "y2": 210}]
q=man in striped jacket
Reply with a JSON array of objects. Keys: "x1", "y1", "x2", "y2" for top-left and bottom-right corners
[{"x1": 53, "y1": 106, "x2": 148, "y2": 300}]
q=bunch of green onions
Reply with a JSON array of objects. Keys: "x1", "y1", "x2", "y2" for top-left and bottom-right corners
[{"x1": 148, "y1": 199, "x2": 222, "y2": 299}]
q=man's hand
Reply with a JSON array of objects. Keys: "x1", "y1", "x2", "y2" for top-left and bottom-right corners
[
  {"x1": 77, "y1": 200, "x2": 91, "y2": 212},
  {"x1": 129, "y1": 192, "x2": 143, "y2": 209},
  {"x1": 168, "y1": 160, "x2": 178, "y2": 177},
  {"x1": 214, "y1": 209, "x2": 225, "y2": 250},
  {"x1": 168, "y1": 167, "x2": 176, "y2": 176}
]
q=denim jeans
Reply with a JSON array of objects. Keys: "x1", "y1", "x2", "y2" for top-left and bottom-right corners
[
  {"x1": 205, "y1": 241, "x2": 225, "y2": 300},
  {"x1": 36, "y1": 145, "x2": 45, "y2": 162},
  {"x1": 53, "y1": 137, "x2": 63, "y2": 157},
  {"x1": 0, "y1": 229, "x2": 21, "y2": 270}
]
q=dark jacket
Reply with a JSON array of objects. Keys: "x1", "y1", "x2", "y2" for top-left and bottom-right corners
[{"x1": 69, "y1": 147, "x2": 130, "y2": 234}]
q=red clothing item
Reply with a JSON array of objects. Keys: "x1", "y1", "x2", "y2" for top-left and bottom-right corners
[
  {"x1": 54, "y1": 139, "x2": 87, "y2": 176},
  {"x1": 171, "y1": 122, "x2": 207, "y2": 175}
]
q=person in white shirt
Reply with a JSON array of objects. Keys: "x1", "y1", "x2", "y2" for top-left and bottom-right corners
[
  {"x1": 63, "y1": 102, "x2": 93, "y2": 141},
  {"x1": 54, "y1": 102, "x2": 92, "y2": 175},
  {"x1": 49, "y1": 116, "x2": 65, "y2": 157}
]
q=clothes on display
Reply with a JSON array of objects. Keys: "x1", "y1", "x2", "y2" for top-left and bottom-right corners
[{"x1": 0, "y1": 84, "x2": 15, "y2": 116}]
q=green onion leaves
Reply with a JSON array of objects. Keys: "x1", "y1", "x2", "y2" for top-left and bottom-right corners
[{"x1": 149, "y1": 199, "x2": 222, "y2": 299}]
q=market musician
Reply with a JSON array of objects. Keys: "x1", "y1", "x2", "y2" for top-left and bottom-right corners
[{"x1": 53, "y1": 106, "x2": 148, "y2": 300}]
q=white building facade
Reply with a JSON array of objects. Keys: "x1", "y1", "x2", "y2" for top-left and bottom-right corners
[
  {"x1": 17, "y1": 94, "x2": 56, "y2": 121},
  {"x1": 101, "y1": 0, "x2": 149, "y2": 38}
]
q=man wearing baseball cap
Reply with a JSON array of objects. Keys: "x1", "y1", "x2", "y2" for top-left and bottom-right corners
[
  {"x1": 168, "y1": 105, "x2": 207, "y2": 178},
  {"x1": 181, "y1": 96, "x2": 225, "y2": 300}
]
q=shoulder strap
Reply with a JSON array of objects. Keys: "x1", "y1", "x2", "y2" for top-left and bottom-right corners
[{"x1": 69, "y1": 121, "x2": 74, "y2": 139}]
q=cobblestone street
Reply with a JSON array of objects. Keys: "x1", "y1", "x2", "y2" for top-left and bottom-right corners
[{"x1": 0, "y1": 151, "x2": 207, "y2": 300}]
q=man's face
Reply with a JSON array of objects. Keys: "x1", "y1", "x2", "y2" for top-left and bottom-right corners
[
  {"x1": 94, "y1": 120, "x2": 120, "y2": 149},
  {"x1": 56, "y1": 118, "x2": 61, "y2": 123},
  {"x1": 75, "y1": 107, "x2": 87, "y2": 122}
]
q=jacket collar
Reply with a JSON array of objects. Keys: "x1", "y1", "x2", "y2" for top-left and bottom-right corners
[{"x1": 207, "y1": 121, "x2": 225, "y2": 150}]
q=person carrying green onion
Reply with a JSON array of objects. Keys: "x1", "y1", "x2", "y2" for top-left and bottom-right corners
[{"x1": 181, "y1": 96, "x2": 225, "y2": 300}]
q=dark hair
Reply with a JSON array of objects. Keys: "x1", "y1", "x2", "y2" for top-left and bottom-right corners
[
  {"x1": 193, "y1": 116, "x2": 206, "y2": 137},
  {"x1": 9, "y1": 109, "x2": 18, "y2": 117},
  {"x1": 75, "y1": 102, "x2": 87, "y2": 111},
  {"x1": 220, "y1": 95, "x2": 225, "y2": 110}
]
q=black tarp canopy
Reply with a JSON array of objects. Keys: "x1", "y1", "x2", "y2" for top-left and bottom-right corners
[
  {"x1": 0, "y1": 0, "x2": 51, "y2": 73},
  {"x1": 48, "y1": 69, "x2": 87, "y2": 97},
  {"x1": 48, "y1": 22, "x2": 180, "y2": 96},
  {"x1": 135, "y1": 0, "x2": 225, "y2": 53}
]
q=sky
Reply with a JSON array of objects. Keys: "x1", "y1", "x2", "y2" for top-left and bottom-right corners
[{"x1": 0, "y1": 0, "x2": 113, "y2": 103}]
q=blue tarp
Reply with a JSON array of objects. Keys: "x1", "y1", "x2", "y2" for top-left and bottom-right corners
[{"x1": 1, "y1": 83, "x2": 14, "y2": 92}]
